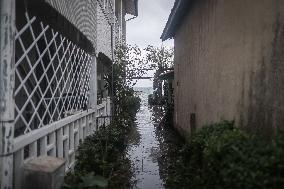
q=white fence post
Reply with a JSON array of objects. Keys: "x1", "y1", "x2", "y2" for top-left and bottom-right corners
[
  {"x1": 0, "y1": 0, "x2": 15, "y2": 188},
  {"x1": 104, "y1": 99, "x2": 107, "y2": 116},
  {"x1": 106, "y1": 97, "x2": 111, "y2": 125}
]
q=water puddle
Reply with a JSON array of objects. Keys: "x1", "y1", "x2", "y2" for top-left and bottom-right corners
[{"x1": 127, "y1": 89, "x2": 165, "y2": 189}]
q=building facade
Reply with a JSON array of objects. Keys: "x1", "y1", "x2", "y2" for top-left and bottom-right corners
[
  {"x1": 0, "y1": 0, "x2": 138, "y2": 188},
  {"x1": 162, "y1": 0, "x2": 284, "y2": 138}
]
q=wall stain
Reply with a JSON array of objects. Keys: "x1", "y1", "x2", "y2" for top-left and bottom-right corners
[
  {"x1": 246, "y1": 13, "x2": 284, "y2": 135},
  {"x1": 269, "y1": 13, "x2": 284, "y2": 132},
  {"x1": 247, "y1": 57, "x2": 271, "y2": 135}
]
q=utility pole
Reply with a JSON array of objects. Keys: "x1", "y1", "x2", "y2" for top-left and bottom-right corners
[{"x1": 0, "y1": 0, "x2": 15, "y2": 188}]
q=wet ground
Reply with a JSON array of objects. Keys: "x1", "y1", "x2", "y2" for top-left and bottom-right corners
[{"x1": 127, "y1": 88, "x2": 165, "y2": 189}]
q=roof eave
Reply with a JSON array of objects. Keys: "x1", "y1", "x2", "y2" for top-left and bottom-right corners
[
  {"x1": 161, "y1": 0, "x2": 192, "y2": 41},
  {"x1": 161, "y1": 0, "x2": 181, "y2": 41},
  {"x1": 125, "y1": 0, "x2": 139, "y2": 17}
]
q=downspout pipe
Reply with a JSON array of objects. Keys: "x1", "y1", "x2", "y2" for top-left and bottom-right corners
[{"x1": 111, "y1": 24, "x2": 115, "y2": 116}]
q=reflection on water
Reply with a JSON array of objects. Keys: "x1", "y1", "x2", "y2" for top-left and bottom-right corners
[{"x1": 128, "y1": 87, "x2": 165, "y2": 189}]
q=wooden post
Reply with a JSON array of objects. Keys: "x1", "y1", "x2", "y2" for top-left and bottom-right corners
[{"x1": 0, "y1": 0, "x2": 15, "y2": 188}]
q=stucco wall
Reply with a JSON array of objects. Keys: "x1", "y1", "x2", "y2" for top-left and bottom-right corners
[
  {"x1": 96, "y1": 2, "x2": 113, "y2": 58},
  {"x1": 45, "y1": 0, "x2": 98, "y2": 50},
  {"x1": 174, "y1": 0, "x2": 284, "y2": 137},
  {"x1": 45, "y1": 0, "x2": 117, "y2": 59}
]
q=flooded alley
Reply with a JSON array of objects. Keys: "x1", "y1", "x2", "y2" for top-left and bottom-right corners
[{"x1": 128, "y1": 88, "x2": 165, "y2": 189}]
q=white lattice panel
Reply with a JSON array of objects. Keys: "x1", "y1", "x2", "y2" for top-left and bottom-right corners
[{"x1": 15, "y1": 13, "x2": 93, "y2": 137}]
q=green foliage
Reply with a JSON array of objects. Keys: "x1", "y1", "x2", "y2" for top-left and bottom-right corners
[
  {"x1": 104, "y1": 44, "x2": 144, "y2": 116},
  {"x1": 64, "y1": 44, "x2": 142, "y2": 189},
  {"x1": 144, "y1": 45, "x2": 174, "y2": 70},
  {"x1": 74, "y1": 124, "x2": 126, "y2": 174},
  {"x1": 64, "y1": 109, "x2": 141, "y2": 188},
  {"x1": 144, "y1": 45, "x2": 174, "y2": 105},
  {"x1": 64, "y1": 173, "x2": 108, "y2": 189},
  {"x1": 65, "y1": 118, "x2": 136, "y2": 188},
  {"x1": 64, "y1": 89, "x2": 141, "y2": 188},
  {"x1": 163, "y1": 121, "x2": 284, "y2": 189}
]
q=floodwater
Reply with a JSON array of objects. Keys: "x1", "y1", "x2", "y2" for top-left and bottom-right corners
[{"x1": 127, "y1": 87, "x2": 165, "y2": 189}]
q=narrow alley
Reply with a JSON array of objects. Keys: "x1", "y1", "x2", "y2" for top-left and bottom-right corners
[
  {"x1": 128, "y1": 88, "x2": 164, "y2": 189},
  {"x1": 1, "y1": 0, "x2": 284, "y2": 188}
]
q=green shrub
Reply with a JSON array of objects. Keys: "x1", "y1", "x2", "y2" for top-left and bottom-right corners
[
  {"x1": 64, "y1": 85, "x2": 141, "y2": 188},
  {"x1": 165, "y1": 121, "x2": 284, "y2": 189},
  {"x1": 74, "y1": 124, "x2": 126, "y2": 174},
  {"x1": 121, "y1": 95, "x2": 141, "y2": 118},
  {"x1": 64, "y1": 122, "x2": 133, "y2": 189}
]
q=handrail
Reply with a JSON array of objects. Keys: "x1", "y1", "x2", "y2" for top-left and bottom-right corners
[{"x1": 14, "y1": 109, "x2": 96, "y2": 152}]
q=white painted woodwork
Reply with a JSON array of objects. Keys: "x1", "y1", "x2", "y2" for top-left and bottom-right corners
[
  {"x1": 0, "y1": 0, "x2": 117, "y2": 187},
  {"x1": 11, "y1": 11, "x2": 113, "y2": 189},
  {"x1": 14, "y1": 13, "x2": 93, "y2": 136},
  {"x1": 14, "y1": 99, "x2": 111, "y2": 189},
  {"x1": 0, "y1": 0, "x2": 15, "y2": 189}
]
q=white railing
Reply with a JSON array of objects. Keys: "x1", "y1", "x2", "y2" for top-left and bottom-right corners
[
  {"x1": 97, "y1": 97, "x2": 112, "y2": 127},
  {"x1": 14, "y1": 99, "x2": 111, "y2": 189}
]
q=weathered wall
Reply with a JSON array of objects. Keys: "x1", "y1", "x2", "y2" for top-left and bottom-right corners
[{"x1": 174, "y1": 0, "x2": 284, "y2": 137}]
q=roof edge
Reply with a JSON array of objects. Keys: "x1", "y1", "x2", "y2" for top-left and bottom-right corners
[
  {"x1": 125, "y1": 0, "x2": 139, "y2": 16},
  {"x1": 161, "y1": 0, "x2": 192, "y2": 41}
]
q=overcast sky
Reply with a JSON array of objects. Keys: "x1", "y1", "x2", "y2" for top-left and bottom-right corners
[{"x1": 126, "y1": 0, "x2": 175, "y2": 87}]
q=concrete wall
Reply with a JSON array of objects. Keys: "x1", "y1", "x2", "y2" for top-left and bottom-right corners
[{"x1": 174, "y1": 0, "x2": 284, "y2": 137}]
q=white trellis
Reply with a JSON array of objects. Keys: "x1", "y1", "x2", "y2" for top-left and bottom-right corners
[
  {"x1": 0, "y1": 0, "x2": 120, "y2": 187},
  {"x1": 14, "y1": 13, "x2": 94, "y2": 137},
  {"x1": 10, "y1": 11, "x2": 111, "y2": 189}
]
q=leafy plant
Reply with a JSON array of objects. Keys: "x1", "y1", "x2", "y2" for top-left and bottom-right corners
[
  {"x1": 64, "y1": 173, "x2": 108, "y2": 189},
  {"x1": 104, "y1": 44, "x2": 144, "y2": 116},
  {"x1": 64, "y1": 44, "x2": 142, "y2": 188},
  {"x1": 144, "y1": 45, "x2": 174, "y2": 105},
  {"x1": 162, "y1": 121, "x2": 284, "y2": 189}
]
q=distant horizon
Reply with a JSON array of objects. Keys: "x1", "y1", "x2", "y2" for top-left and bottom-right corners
[
  {"x1": 127, "y1": 0, "x2": 175, "y2": 88},
  {"x1": 134, "y1": 86, "x2": 153, "y2": 89}
]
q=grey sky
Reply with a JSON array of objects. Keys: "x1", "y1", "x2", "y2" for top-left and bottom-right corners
[{"x1": 126, "y1": 0, "x2": 175, "y2": 87}]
